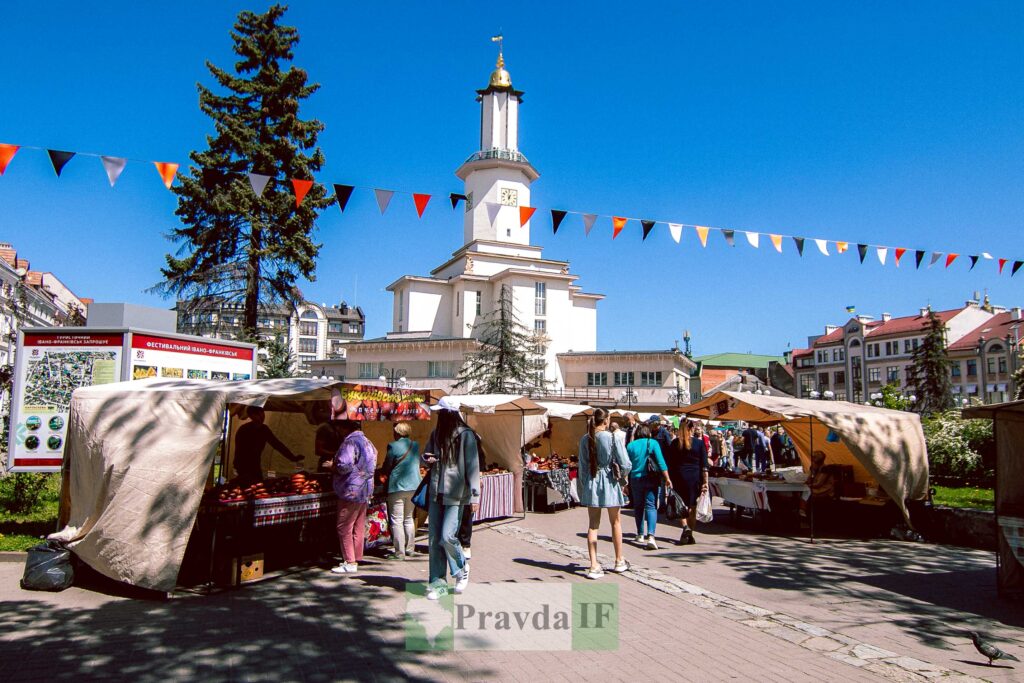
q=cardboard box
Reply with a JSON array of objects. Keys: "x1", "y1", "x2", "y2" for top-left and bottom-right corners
[{"x1": 238, "y1": 553, "x2": 264, "y2": 583}]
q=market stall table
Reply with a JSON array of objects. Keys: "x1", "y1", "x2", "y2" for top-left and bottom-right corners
[
  {"x1": 523, "y1": 468, "x2": 575, "y2": 512},
  {"x1": 709, "y1": 476, "x2": 809, "y2": 512},
  {"x1": 474, "y1": 472, "x2": 516, "y2": 522}
]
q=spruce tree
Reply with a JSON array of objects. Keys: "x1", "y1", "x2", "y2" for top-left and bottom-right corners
[
  {"x1": 154, "y1": 5, "x2": 331, "y2": 337},
  {"x1": 454, "y1": 285, "x2": 550, "y2": 394},
  {"x1": 908, "y1": 309, "x2": 953, "y2": 414},
  {"x1": 259, "y1": 332, "x2": 294, "y2": 378}
]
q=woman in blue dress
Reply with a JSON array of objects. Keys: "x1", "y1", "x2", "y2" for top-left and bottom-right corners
[{"x1": 577, "y1": 407, "x2": 633, "y2": 579}]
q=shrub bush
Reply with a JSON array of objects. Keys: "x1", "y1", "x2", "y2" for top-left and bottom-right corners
[
  {"x1": 0, "y1": 472, "x2": 56, "y2": 515},
  {"x1": 922, "y1": 410, "x2": 993, "y2": 479}
]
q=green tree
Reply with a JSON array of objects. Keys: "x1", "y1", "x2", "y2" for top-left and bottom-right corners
[
  {"x1": 907, "y1": 308, "x2": 953, "y2": 414},
  {"x1": 454, "y1": 285, "x2": 550, "y2": 394},
  {"x1": 259, "y1": 332, "x2": 294, "y2": 379},
  {"x1": 154, "y1": 4, "x2": 331, "y2": 338},
  {"x1": 876, "y1": 382, "x2": 914, "y2": 411}
]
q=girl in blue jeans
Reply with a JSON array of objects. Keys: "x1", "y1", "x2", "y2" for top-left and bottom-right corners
[{"x1": 625, "y1": 425, "x2": 672, "y2": 550}]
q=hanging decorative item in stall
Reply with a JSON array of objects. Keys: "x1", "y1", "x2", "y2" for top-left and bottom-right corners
[{"x1": 330, "y1": 384, "x2": 431, "y2": 421}]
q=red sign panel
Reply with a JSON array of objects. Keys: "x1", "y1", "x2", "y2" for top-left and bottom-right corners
[
  {"x1": 131, "y1": 334, "x2": 254, "y2": 361},
  {"x1": 23, "y1": 333, "x2": 124, "y2": 347}
]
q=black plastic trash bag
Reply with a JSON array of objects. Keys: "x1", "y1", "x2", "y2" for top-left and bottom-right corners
[
  {"x1": 664, "y1": 488, "x2": 689, "y2": 521},
  {"x1": 20, "y1": 540, "x2": 75, "y2": 592}
]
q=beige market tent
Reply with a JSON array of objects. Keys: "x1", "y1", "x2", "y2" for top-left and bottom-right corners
[
  {"x1": 672, "y1": 391, "x2": 929, "y2": 523},
  {"x1": 963, "y1": 400, "x2": 1024, "y2": 597}
]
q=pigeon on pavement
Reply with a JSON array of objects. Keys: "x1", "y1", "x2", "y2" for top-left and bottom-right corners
[{"x1": 970, "y1": 631, "x2": 1020, "y2": 666}]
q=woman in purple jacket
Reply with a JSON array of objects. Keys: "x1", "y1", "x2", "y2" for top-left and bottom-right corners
[{"x1": 328, "y1": 421, "x2": 378, "y2": 574}]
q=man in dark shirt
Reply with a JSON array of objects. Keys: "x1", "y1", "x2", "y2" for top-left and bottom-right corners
[
  {"x1": 769, "y1": 428, "x2": 785, "y2": 469},
  {"x1": 233, "y1": 406, "x2": 302, "y2": 484},
  {"x1": 740, "y1": 424, "x2": 758, "y2": 471}
]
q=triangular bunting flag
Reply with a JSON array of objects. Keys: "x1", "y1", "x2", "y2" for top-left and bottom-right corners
[
  {"x1": 583, "y1": 214, "x2": 597, "y2": 236},
  {"x1": 0, "y1": 144, "x2": 19, "y2": 175},
  {"x1": 641, "y1": 220, "x2": 656, "y2": 241},
  {"x1": 981, "y1": 252, "x2": 993, "y2": 260},
  {"x1": 929, "y1": 252, "x2": 942, "y2": 267},
  {"x1": 835, "y1": 241, "x2": 849, "y2": 254},
  {"x1": 551, "y1": 210, "x2": 567, "y2": 234},
  {"x1": 249, "y1": 173, "x2": 271, "y2": 196},
  {"x1": 154, "y1": 162, "x2": 178, "y2": 189},
  {"x1": 374, "y1": 188, "x2": 395, "y2": 214},
  {"x1": 968, "y1": 255, "x2": 979, "y2": 270},
  {"x1": 413, "y1": 193, "x2": 431, "y2": 218},
  {"x1": 999, "y1": 258, "x2": 1008, "y2": 274},
  {"x1": 695, "y1": 226, "x2": 710, "y2": 248},
  {"x1": 100, "y1": 156, "x2": 127, "y2": 187},
  {"x1": 667, "y1": 223, "x2": 682, "y2": 244},
  {"x1": 769, "y1": 234, "x2": 783, "y2": 253},
  {"x1": 876, "y1": 247, "x2": 887, "y2": 265},
  {"x1": 48, "y1": 150, "x2": 75, "y2": 177},
  {"x1": 744, "y1": 231, "x2": 760, "y2": 248},
  {"x1": 814, "y1": 239, "x2": 829, "y2": 256},
  {"x1": 1013, "y1": 261, "x2": 1024, "y2": 277},
  {"x1": 449, "y1": 193, "x2": 467, "y2": 210},
  {"x1": 857, "y1": 244, "x2": 868, "y2": 263},
  {"x1": 915, "y1": 250, "x2": 925, "y2": 269},
  {"x1": 723, "y1": 229, "x2": 735, "y2": 247},
  {"x1": 793, "y1": 237, "x2": 805, "y2": 256},
  {"x1": 485, "y1": 201, "x2": 502, "y2": 225},
  {"x1": 334, "y1": 184, "x2": 354, "y2": 212},
  {"x1": 519, "y1": 206, "x2": 536, "y2": 227},
  {"x1": 291, "y1": 178, "x2": 313, "y2": 207},
  {"x1": 945, "y1": 253, "x2": 958, "y2": 268},
  {"x1": 894, "y1": 248, "x2": 907, "y2": 266},
  {"x1": 612, "y1": 216, "x2": 628, "y2": 239}
]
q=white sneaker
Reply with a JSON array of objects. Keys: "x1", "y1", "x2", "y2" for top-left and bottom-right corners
[
  {"x1": 463, "y1": 547, "x2": 472, "y2": 560},
  {"x1": 585, "y1": 567, "x2": 605, "y2": 580},
  {"x1": 611, "y1": 559, "x2": 630, "y2": 573},
  {"x1": 646, "y1": 536, "x2": 658, "y2": 550},
  {"x1": 330, "y1": 562, "x2": 357, "y2": 574},
  {"x1": 426, "y1": 583, "x2": 449, "y2": 600},
  {"x1": 454, "y1": 571, "x2": 470, "y2": 594}
]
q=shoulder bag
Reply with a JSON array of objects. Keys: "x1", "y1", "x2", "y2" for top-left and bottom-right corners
[{"x1": 608, "y1": 435, "x2": 629, "y2": 487}]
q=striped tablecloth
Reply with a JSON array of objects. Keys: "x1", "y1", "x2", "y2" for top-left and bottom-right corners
[
  {"x1": 1000, "y1": 516, "x2": 1024, "y2": 567},
  {"x1": 251, "y1": 491, "x2": 337, "y2": 527},
  {"x1": 474, "y1": 472, "x2": 515, "y2": 522}
]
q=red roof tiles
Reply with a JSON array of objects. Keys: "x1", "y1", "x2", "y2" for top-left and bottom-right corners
[{"x1": 949, "y1": 312, "x2": 1024, "y2": 351}]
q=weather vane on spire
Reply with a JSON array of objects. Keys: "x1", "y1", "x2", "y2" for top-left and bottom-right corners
[{"x1": 491, "y1": 33, "x2": 504, "y2": 65}]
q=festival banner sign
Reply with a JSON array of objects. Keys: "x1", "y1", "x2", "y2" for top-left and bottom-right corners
[{"x1": 332, "y1": 384, "x2": 431, "y2": 422}]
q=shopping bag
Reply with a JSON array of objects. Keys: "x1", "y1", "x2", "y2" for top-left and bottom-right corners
[
  {"x1": 411, "y1": 475, "x2": 430, "y2": 511},
  {"x1": 664, "y1": 488, "x2": 688, "y2": 520},
  {"x1": 696, "y1": 490, "x2": 713, "y2": 524}
]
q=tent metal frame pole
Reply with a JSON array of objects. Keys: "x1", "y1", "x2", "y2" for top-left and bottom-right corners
[
  {"x1": 203, "y1": 407, "x2": 231, "y2": 594},
  {"x1": 808, "y1": 417, "x2": 815, "y2": 544}
]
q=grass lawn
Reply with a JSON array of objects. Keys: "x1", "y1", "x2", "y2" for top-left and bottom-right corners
[
  {"x1": 0, "y1": 475, "x2": 61, "y2": 553},
  {"x1": 932, "y1": 485, "x2": 994, "y2": 511}
]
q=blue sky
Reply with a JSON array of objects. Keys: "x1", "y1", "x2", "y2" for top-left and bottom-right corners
[{"x1": 2, "y1": 1, "x2": 1022, "y2": 355}]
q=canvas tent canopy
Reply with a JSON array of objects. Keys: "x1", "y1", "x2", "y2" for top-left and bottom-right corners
[{"x1": 672, "y1": 391, "x2": 929, "y2": 523}]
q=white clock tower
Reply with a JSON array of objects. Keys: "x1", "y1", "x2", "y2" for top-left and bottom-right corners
[{"x1": 455, "y1": 48, "x2": 540, "y2": 248}]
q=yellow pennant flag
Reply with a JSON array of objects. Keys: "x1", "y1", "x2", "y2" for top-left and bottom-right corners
[
  {"x1": 695, "y1": 226, "x2": 710, "y2": 247},
  {"x1": 835, "y1": 241, "x2": 849, "y2": 254},
  {"x1": 769, "y1": 234, "x2": 783, "y2": 252}
]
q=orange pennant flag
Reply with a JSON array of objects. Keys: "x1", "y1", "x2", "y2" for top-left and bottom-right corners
[
  {"x1": 612, "y1": 216, "x2": 628, "y2": 239},
  {"x1": 945, "y1": 253, "x2": 959, "y2": 268},
  {"x1": 769, "y1": 234, "x2": 783, "y2": 252},
  {"x1": 291, "y1": 178, "x2": 313, "y2": 207},
  {"x1": 153, "y1": 162, "x2": 178, "y2": 189},
  {"x1": 894, "y1": 247, "x2": 907, "y2": 266},
  {"x1": 520, "y1": 206, "x2": 537, "y2": 227},
  {"x1": 835, "y1": 241, "x2": 849, "y2": 254},
  {"x1": 0, "y1": 144, "x2": 19, "y2": 176},
  {"x1": 413, "y1": 193, "x2": 431, "y2": 218},
  {"x1": 695, "y1": 226, "x2": 710, "y2": 247}
]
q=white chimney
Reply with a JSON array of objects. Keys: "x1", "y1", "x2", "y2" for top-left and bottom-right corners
[
  {"x1": 881, "y1": 312, "x2": 892, "y2": 322},
  {"x1": 1013, "y1": 307, "x2": 1022, "y2": 321},
  {"x1": 919, "y1": 307, "x2": 929, "y2": 317}
]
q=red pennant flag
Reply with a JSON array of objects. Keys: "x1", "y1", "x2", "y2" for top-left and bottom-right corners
[
  {"x1": 0, "y1": 144, "x2": 19, "y2": 176},
  {"x1": 291, "y1": 178, "x2": 313, "y2": 207},
  {"x1": 999, "y1": 258, "x2": 1008, "y2": 274},
  {"x1": 519, "y1": 206, "x2": 536, "y2": 227},
  {"x1": 945, "y1": 253, "x2": 959, "y2": 268},
  {"x1": 612, "y1": 216, "x2": 628, "y2": 239},
  {"x1": 413, "y1": 193, "x2": 431, "y2": 218},
  {"x1": 894, "y1": 247, "x2": 907, "y2": 267},
  {"x1": 153, "y1": 162, "x2": 178, "y2": 189}
]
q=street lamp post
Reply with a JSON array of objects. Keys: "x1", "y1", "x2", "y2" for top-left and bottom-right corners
[
  {"x1": 378, "y1": 368, "x2": 408, "y2": 395},
  {"x1": 621, "y1": 388, "x2": 638, "y2": 411}
]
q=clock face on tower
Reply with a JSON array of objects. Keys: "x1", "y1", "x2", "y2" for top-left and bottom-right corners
[{"x1": 499, "y1": 187, "x2": 519, "y2": 207}]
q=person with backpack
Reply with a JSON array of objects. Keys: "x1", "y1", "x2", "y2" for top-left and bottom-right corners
[
  {"x1": 578, "y1": 407, "x2": 632, "y2": 579},
  {"x1": 381, "y1": 422, "x2": 421, "y2": 561},
  {"x1": 328, "y1": 420, "x2": 378, "y2": 575},
  {"x1": 625, "y1": 424, "x2": 672, "y2": 549}
]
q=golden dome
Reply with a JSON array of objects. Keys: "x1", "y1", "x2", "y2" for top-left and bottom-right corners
[{"x1": 489, "y1": 52, "x2": 512, "y2": 89}]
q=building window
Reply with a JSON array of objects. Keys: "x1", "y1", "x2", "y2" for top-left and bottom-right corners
[
  {"x1": 835, "y1": 371, "x2": 845, "y2": 385},
  {"x1": 358, "y1": 362, "x2": 380, "y2": 379},
  {"x1": 298, "y1": 338, "x2": 317, "y2": 354},
  {"x1": 398, "y1": 293, "x2": 404, "y2": 323},
  {"x1": 587, "y1": 372, "x2": 608, "y2": 386},
  {"x1": 428, "y1": 361, "x2": 455, "y2": 378},
  {"x1": 475, "y1": 291, "x2": 482, "y2": 315},
  {"x1": 999, "y1": 356, "x2": 1007, "y2": 373},
  {"x1": 800, "y1": 375, "x2": 814, "y2": 396},
  {"x1": 887, "y1": 366, "x2": 900, "y2": 382},
  {"x1": 816, "y1": 350, "x2": 827, "y2": 363},
  {"x1": 329, "y1": 322, "x2": 343, "y2": 334},
  {"x1": 300, "y1": 310, "x2": 318, "y2": 320},
  {"x1": 299, "y1": 321, "x2": 318, "y2": 336},
  {"x1": 613, "y1": 371, "x2": 634, "y2": 386},
  {"x1": 534, "y1": 319, "x2": 546, "y2": 333},
  {"x1": 868, "y1": 367, "x2": 881, "y2": 383},
  {"x1": 535, "y1": 282, "x2": 546, "y2": 316},
  {"x1": 348, "y1": 323, "x2": 360, "y2": 334},
  {"x1": 456, "y1": 291, "x2": 460, "y2": 317},
  {"x1": 966, "y1": 359, "x2": 977, "y2": 377},
  {"x1": 951, "y1": 363, "x2": 961, "y2": 377},
  {"x1": 640, "y1": 371, "x2": 663, "y2": 386},
  {"x1": 987, "y1": 357, "x2": 997, "y2": 375},
  {"x1": 818, "y1": 372, "x2": 829, "y2": 387}
]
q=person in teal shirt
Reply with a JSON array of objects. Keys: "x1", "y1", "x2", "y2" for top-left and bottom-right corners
[
  {"x1": 382, "y1": 422, "x2": 421, "y2": 560},
  {"x1": 625, "y1": 425, "x2": 672, "y2": 550}
]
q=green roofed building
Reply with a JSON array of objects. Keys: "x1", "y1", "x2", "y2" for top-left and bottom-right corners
[{"x1": 692, "y1": 352, "x2": 791, "y2": 397}]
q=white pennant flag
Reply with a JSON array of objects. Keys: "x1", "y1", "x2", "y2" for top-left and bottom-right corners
[
  {"x1": 374, "y1": 188, "x2": 394, "y2": 214},
  {"x1": 100, "y1": 156, "x2": 127, "y2": 187},
  {"x1": 667, "y1": 223, "x2": 682, "y2": 244},
  {"x1": 876, "y1": 247, "x2": 888, "y2": 265},
  {"x1": 814, "y1": 239, "x2": 830, "y2": 256},
  {"x1": 981, "y1": 252, "x2": 993, "y2": 260},
  {"x1": 486, "y1": 202, "x2": 502, "y2": 225},
  {"x1": 929, "y1": 251, "x2": 943, "y2": 267},
  {"x1": 582, "y1": 213, "x2": 597, "y2": 236},
  {"x1": 248, "y1": 173, "x2": 271, "y2": 196},
  {"x1": 744, "y1": 231, "x2": 760, "y2": 248}
]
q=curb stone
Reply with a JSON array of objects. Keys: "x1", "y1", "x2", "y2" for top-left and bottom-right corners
[{"x1": 494, "y1": 524, "x2": 988, "y2": 683}]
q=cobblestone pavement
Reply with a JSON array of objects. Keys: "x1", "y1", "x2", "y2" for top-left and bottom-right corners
[{"x1": 0, "y1": 502, "x2": 1019, "y2": 682}]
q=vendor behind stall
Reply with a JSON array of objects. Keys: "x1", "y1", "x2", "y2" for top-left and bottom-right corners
[{"x1": 234, "y1": 406, "x2": 303, "y2": 484}]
